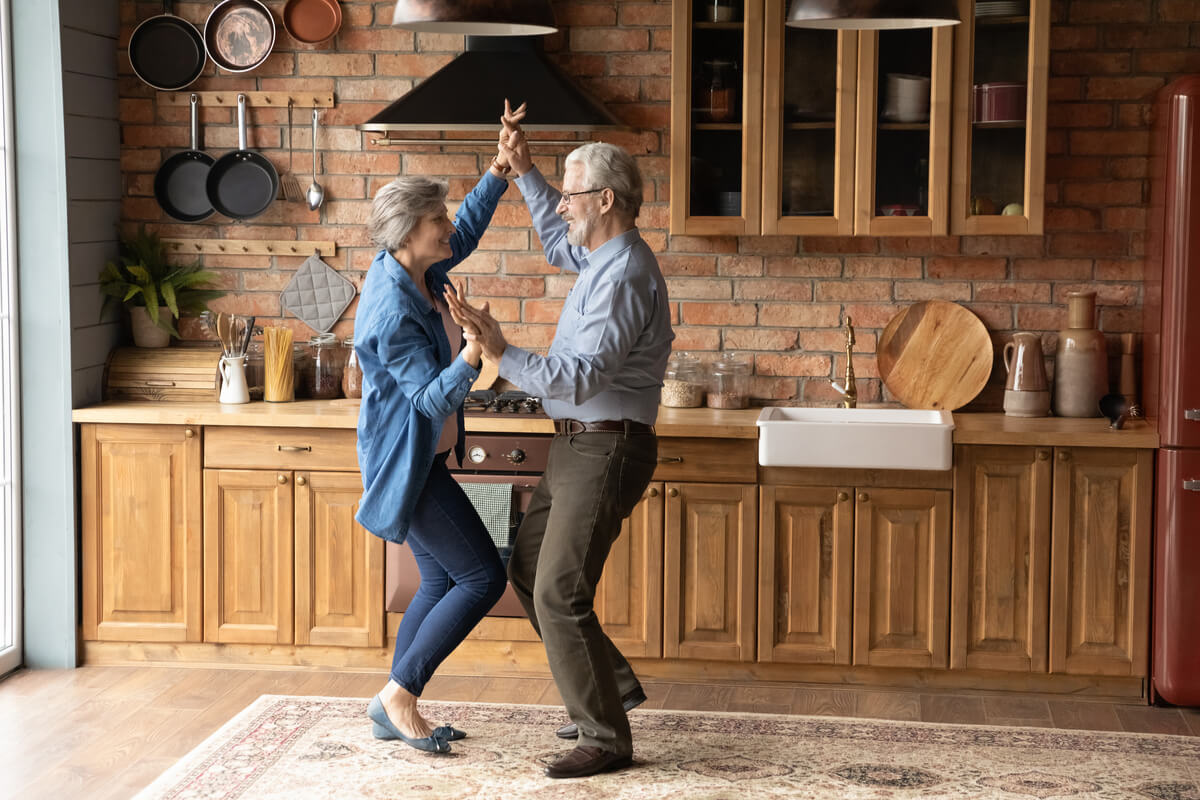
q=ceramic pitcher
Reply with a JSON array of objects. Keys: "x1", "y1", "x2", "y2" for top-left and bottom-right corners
[
  {"x1": 218, "y1": 355, "x2": 250, "y2": 404},
  {"x1": 1003, "y1": 332, "x2": 1048, "y2": 392}
]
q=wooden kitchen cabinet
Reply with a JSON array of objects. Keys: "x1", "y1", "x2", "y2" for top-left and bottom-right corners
[
  {"x1": 81, "y1": 423, "x2": 202, "y2": 643},
  {"x1": 664, "y1": 482, "x2": 758, "y2": 661},
  {"x1": 853, "y1": 488, "x2": 952, "y2": 668},
  {"x1": 950, "y1": 0, "x2": 1050, "y2": 234},
  {"x1": 595, "y1": 482, "x2": 665, "y2": 658},
  {"x1": 1049, "y1": 447, "x2": 1153, "y2": 677},
  {"x1": 203, "y1": 427, "x2": 384, "y2": 648},
  {"x1": 203, "y1": 469, "x2": 294, "y2": 644},
  {"x1": 757, "y1": 485, "x2": 853, "y2": 664},
  {"x1": 950, "y1": 444, "x2": 1052, "y2": 672}
]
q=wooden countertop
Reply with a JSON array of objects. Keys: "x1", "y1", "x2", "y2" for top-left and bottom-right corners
[{"x1": 71, "y1": 401, "x2": 1158, "y2": 448}]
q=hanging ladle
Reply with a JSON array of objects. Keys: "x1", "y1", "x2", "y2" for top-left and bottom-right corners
[{"x1": 306, "y1": 108, "x2": 324, "y2": 211}]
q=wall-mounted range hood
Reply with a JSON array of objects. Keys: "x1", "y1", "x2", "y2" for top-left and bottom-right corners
[{"x1": 358, "y1": 36, "x2": 624, "y2": 134}]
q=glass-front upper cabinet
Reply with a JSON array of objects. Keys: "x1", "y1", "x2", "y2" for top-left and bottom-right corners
[
  {"x1": 761, "y1": 6, "x2": 856, "y2": 235},
  {"x1": 669, "y1": 0, "x2": 764, "y2": 235},
  {"x1": 950, "y1": 0, "x2": 1050, "y2": 234},
  {"x1": 853, "y1": 26, "x2": 954, "y2": 236}
]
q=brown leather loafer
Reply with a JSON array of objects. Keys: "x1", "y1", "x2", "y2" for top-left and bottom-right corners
[
  {"x1": 544, "y1": 745, "x2": 633, "y2": 779},
  {"x1": 555, "y1": 686, "x2": 647, "y2": 740}
]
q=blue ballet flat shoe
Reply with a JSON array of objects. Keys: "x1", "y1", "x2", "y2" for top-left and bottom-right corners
[
  {"x1": 433, "y1": 725, "x2": 467, "y2": 741},
  {"x1": 367, "y1": 695, "x2": 451, "y2": 753}
]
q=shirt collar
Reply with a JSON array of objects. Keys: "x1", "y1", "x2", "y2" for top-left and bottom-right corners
[
  {"x1": 586, "y1": 228, "x2": 641, "y2": 266},
  {"x1": 377, "y1": 249, "x2": 442, "y2": 312}
]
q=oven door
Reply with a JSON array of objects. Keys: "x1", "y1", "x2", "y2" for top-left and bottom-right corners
[{"x1": 385, "y1": 472, "x2": 539, "y2": 618}]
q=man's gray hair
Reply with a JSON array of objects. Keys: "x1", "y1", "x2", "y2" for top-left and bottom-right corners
[
  {"x1": 368, "y1": 176, "x2": 449, "y2": 253},
  {"x1": 566, "y1": 142, "x2": 643, "y2": 221}
]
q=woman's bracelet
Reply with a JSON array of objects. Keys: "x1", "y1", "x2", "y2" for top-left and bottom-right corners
[{"x1": 490, "y1": 157, "x2": 511, "y2": 176}]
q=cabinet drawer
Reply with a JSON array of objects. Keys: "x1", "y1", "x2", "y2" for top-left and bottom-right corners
[
  {"x1": 204, "y1": 427, "x2": 359, "y2": 471},
  {"x1": 654, "y1": 437, "x2": 756, "y2": 483}
]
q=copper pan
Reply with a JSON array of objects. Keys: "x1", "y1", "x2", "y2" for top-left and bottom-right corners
[
  {"x1": 204, "y1": 0, "x2": 276, "y2": 73},
  {"x1": 283, "y1": 0, "x2": 343, "y2": 45}
]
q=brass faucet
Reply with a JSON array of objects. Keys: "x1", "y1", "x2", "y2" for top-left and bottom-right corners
[{"x1": 829, "y1": 317, "x2": 857, "y2": 408}]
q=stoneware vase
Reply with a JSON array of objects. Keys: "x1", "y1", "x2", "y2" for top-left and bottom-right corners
[
  {"x1": 130, "y1": 305, "x2": 171, "y2": 348},
  {"x1": 1003, "y1": 331, "x2": 1050, "y2": 417},
  {"x1": 1053, "y1": 291, "x2": 1108, "y2": 417}
]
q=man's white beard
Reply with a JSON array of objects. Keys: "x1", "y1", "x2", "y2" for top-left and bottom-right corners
[{"x1": 566, "y1": 211, "x2": 594, "y2": 248}]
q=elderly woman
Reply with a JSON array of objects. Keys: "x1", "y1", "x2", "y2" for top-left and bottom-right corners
[{"x1": 354, "y1": 105, "x2": 524, "y2": 754}]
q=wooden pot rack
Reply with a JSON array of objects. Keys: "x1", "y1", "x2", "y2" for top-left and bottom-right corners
[
  {"x1": 159, "y1": 92, "x2": 334, "y2": 108},
  {"x1": 162, "y1": 238, "x2": 337, "y2": 257}
]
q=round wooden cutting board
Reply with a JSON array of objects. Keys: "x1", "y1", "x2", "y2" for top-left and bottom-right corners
[{"x1": 876, "y1": 300, "x2": 993, "y2": 410}]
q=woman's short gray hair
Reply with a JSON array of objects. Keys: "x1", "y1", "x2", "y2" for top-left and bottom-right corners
[
  {"x1": 368, "y1": 176, "x2": 449, "y2": 253},
  {"x1": 565, "y1": 142, "x2": 643, "y2": 221}
]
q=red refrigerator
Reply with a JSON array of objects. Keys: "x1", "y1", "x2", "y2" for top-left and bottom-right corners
[{"x1": 1145, "y1": 76, "x2": 1200, "y2": 706}]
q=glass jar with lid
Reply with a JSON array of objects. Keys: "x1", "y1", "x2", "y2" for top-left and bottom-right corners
[
  {"x1": 305, "y1": 332, "x2": 344, "y2": 399},
  {"x1": 244, "y1": 341, "x2": 265, "y2": 401},
  {"x1": 341, "y1": 337, "x2": 362, "y2": 399},
  {"x1": 661, "y1": 351, "x2": 705, "y2": 408},
  {"x1": 706, "y1": 351, "x2": 751, "y2": 409},
  {"x1": 291, "y1": 342, "x2": 314, "y2": 399}
]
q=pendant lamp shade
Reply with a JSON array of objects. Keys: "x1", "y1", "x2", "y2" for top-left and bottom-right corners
[
  {"x1": 786, "y1": 0, "x2": 961, "y2": 28},
  {"x1": 392, "y1": 0, "x2": 558, "y2": 35}
]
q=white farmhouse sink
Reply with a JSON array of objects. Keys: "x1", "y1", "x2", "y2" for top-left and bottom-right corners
[{"x1": 756, "y1": 407, "x2": 955, "y2": 471}]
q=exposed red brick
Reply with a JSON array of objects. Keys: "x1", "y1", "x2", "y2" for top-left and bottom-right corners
[
  {"x1": 964, "y1": 303, "x2": 1015, "y2": 331},
  {"x1": 717, "y1": 256, "x2": 765, "y2": 276},
  {"x1": 738, "y1": 236, "x2": 798, "y2": 255},
  {"x1": 570, "y1": 28, "x2": 649, "y2": 52},
  {"x1": 523, "y1": 299, "x2": 567, "y2": 324},
  {"x1": 1048, "y1": 232, "x2": 1129, "y2": 257},
  {"x1": 725, "y1": 329, "x2": 799, "y2": 351},
  {"x1": 1086, "y1": 76, "x2": 1166, "y2": 101},
  {"x1": 894, "y1": 282, "x2": 971, "y2": 301},
  {"x1": 658, "y1": 254, "x2": 718, "y2": 276},
  {"x1": 841, "y1": 304, "x2": 903, "y2": 328},
  {"x1": 609, "y1": 53, "x2": 672, "y2": 76},
  {"x1": 833, "y1": 353, "x2": 879, "y2": 379},
  {"x1": 1159, "y1": 0, "x2": 1200, "y2": 22},
  {"x1": 502, "y1": 254, "x2": 555, "y2": 275},
  {"x1": 680, "y1": 302, "x2": 758, "y2": 326},
  {"x1": 1094, "y1": 258, "x2": 1145, "y2": 280},
  {"x1": 735, "y1": 280, "x2": 813, "y2": 301},
  {"x1": 1070, "y1": 1, "x2": 1151, "y2": 23},
  {"x1": 1016, "y1": 305, "x2": 1068, "y2": 331},
  {"x1": 750, "y1": 377, "x2": 800, "y2": 401},
  {"x1": 877, "y1": 237, "x2": 960, "y2": 256},
  {"x1": 975, "y1": 282, "x2": 1051, "y2": 303},
  {"x1": 844, "y1": 256, "x2": 922, "y2": 278},
  {"x1": 814, "y1": 280, "x2": 891, "y2": 302},
  {"x1": 619, "y1": 4, "x2": 673, "y2": 27},
  {"x1": 1048, "y1": 77, "x2": 1084, "y2": 102},
  {"x1": 1103, "y1": 206, "x2": 1147, "y2": 230},
  {"x1": 1098, "y1": 306, "x2": 1143, "y2": 331},
  {"x1": 556, "y1": 5, "x2": 618, "y2": 26},
  {"x1": 666, "y1": 278, "x2": 732, "y2": 300},
  {"x1": 1045, "y1": 207, "x2": 1101, "y2": 231},
  {"x1": 1104, "y1": 24, "x2": 1188, "y2": 48},
  {"x1": 672, "y1": 326, "x2": 722, "y2": 351},
  {"x1": 798, "y1": 329, "x2": 876, "y2": 353},
  {"x1": 1136, "y1": 50, "x2": 1200, "y2": 74},
  {"x1": 801, "y1": 236, "x2": 878, "y2": 254},
  {"x1": 1013, "y1": 258, "x2": 1094, "y2": 280},
  {"x1": 375, "y1": 53, "x2": 455, "y2": 77},
  {"x1": 927, "y1": 257, "x2": 1008, "y2": 279},
  {"x1": 1051, "y1": 51, "x2": 1131, "y2": 75},
  {"x1": 468, "y1": 276, "x2": 545, "y2": 298},
  {"x1": 758, "y1": 303, "x2": 842, "y2": 328},
  {"x1": 1051, "y1": 26, "x2": 1099, "y2": 49},
  {"x1": 765, "y1": 256, "x2": 842, "y2": 277},
  {"x1": 1047, "y1": 103, "x2": 1114, "y2": 128},
  {"x1": 756, "y1": 353, "x2": 832, "y2": 378},
  {"x1": 1053, "y1": 282, "x2": 1139, "y2": 305},
  {"x1": 961, "y1": 237, "x2": 1045, "y2": 257},
  {"x1": 669, "y1": 235, "x2": 739, "y2": 253}
]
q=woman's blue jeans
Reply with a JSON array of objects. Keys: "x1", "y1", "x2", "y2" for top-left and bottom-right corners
[{"x1": 390, "y1": 454, "x2": 506, "y2": 695}]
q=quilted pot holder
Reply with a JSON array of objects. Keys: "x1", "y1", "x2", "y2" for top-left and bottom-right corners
[{"x1": 279, "y1": 253, "x2": 356, "y2": 333}]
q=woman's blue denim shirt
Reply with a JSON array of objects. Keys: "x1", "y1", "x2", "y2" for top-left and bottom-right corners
[{"x1": 354, "y1": 172, "x2": 507, "y2": 543}]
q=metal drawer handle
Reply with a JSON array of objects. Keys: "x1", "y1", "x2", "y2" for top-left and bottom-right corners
[
  {"x1": 143, "y1": 380, "x2": 176, "y2": 387},
  {"x1": 1184, "y1": 480, "x2": 1200, "y2": 492},
  {"x1": 277, "y1": 445, "x2": 312, "y2": 452},
  {"x1": 1186, "y1": 409, "x2": 1200, "y2": 421},
  {"x1": 657, "y1": 456, "x2": 683, "y2": 464}
]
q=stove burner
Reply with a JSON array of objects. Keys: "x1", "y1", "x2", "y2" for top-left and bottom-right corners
[{"x1": 464, "y1": 389, "x2": 543, "y2": 415}]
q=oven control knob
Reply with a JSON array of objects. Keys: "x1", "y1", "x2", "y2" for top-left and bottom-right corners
[
  {"x1": 468, "y1": 445, "x2": 488, "y2": 464},
  {"x1": 505, "y1": 449, "x2": 526, "y2": 465}
]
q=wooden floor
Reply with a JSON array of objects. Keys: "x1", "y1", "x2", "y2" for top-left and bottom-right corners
[{"x1": 2, "y1": 666, "x2": 1197, "y2": 800}]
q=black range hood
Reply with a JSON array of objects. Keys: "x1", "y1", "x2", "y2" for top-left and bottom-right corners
[{"x1": 358, "y1": 36, "x2": 624, "y2": 133}]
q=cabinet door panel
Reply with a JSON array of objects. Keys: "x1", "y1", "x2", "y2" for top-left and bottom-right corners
[
  {"x1": 664, "y1": 482, "x2": 757, "y2": 661},
  {"x1": 758, "y1": 486, "x2": 852, "y2": 664},
  {"x1": 295, "y1": 472, "x2": 383, "y2": 648},
  {"x1": 596, "y1": 484, "x2": 664, "y2": 658},
  {"x1": 854, "y1": 488, "x2": 951, "y2": 667},
  {"x1": 1050, "y1": 448, "x2": 1152, "y2": 676},
  {"x1": 81, "y1": 424, "x2": 202, "y2": 642},
  {"x1": 204, "y1": 469, "x2": 293, "y2": 644},
  {"x1": 951, "y1": 445, "x2": 1052, "y2": 672}
]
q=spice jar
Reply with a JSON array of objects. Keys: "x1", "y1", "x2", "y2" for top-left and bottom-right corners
[
  {"x1": 661, "y1": 351, "x2": 705, "y2": 408},
  {"x1": 702, "y1": 59, "x2": 738, "y2": 123},
  {"x1": 244, "y1": 342, "x2": 265, "y2": 401},
  {"x1": 291, "y1": 342, "x2": 313, "y2": 399},
  {"x1": 306, "y1": 333, "x2": 344, "y2": 400},
  {"x1": 707, "y1": 351, "x2": 751, "y2": 409},
  {"x1": 341, "y1": 337, "x2": 362, "y2": 399}
]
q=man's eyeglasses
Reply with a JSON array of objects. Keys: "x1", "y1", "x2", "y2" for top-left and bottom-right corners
[{"x1": 558, "y1": 187, "x2": 607, "y2": 205}]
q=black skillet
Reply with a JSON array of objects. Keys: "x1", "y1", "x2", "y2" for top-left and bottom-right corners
[
  {"x1": 128, "y1": 0, "x2": 206, "y2": 91},
  {"x1": 206, "y1": 94, "x2": 279, "y2": 220},
  {"x1": 154, "y1": 94, "x2": 214, "y2": 222}
]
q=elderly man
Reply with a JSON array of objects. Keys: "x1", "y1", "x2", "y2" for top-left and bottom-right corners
[{"x1": 447, "y1": 114, "x2": 673, "y2": 779}]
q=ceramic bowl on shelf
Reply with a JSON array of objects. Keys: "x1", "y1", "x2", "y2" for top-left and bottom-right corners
[
  {"x1": 879, "y1": 204, "x2": 919, "y2": 217},
  {"x1": 974, "y1": 82, "x2": 1027, "y2": 123}
]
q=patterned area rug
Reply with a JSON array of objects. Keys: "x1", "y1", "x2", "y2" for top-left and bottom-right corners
[{"x1": 133, "y1": 695, "x2": 1200, "y2": 799}]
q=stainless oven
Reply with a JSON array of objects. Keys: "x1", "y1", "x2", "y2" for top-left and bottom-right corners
[{"x1": 385, "y1": 428, "x2": 552, "y2": 618}]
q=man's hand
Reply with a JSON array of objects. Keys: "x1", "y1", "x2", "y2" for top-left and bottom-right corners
[
  {"x1": 499, "y1": 99, "x2": 534, "y2": 176},
  {"x1": 445, "y1": 280, "x2": 508, "y2": 364}
]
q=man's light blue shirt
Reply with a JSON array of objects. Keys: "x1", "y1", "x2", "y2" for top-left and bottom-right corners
[{"x1": 501, "y1": 167, "x2": 674, "y2": 425}]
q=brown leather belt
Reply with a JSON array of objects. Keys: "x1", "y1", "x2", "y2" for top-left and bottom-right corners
[{"x1": 554, "y1": 418, "x2": 655, "y2": 436}]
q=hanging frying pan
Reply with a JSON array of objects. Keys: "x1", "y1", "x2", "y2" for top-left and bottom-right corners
[
  {"x1": 282, "y1": 0, "x2": 343, "y2": 45},
  {"x1": 154, "y1": 94, "x2": 215, "y2": 222},
  {"x1": 206, "y1": 94, "x2": 279, "y2": 220},
  {"x1": 203, "y1": 0, "x2": 276, "y2": 73},
  {"x1": 128, "y1": 0, "x2": 206, "y2": 91}
]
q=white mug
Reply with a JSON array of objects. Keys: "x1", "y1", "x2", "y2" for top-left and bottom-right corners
[{"x1": 219, "y1": 355, "x2": 250, "y2": 404}]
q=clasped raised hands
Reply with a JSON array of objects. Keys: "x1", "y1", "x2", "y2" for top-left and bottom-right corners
[{"x1": 498, "y1": 98, "x2": 533, "y2": 176}]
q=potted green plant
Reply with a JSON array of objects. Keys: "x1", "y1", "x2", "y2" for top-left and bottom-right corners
[{"x1": 99, "y1": 226, "x2": 225, "y2": 347}]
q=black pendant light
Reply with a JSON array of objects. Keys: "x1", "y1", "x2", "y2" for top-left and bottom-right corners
[
  {"x1": 786, "y1": 0, "x2": 961, "y2": 29},
  {"x1": 392, "y1": 0, "x2": 558, "y2": 35}
]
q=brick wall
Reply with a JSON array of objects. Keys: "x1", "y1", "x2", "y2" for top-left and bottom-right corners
[{"x1": 117, "y1": 0, "x2": 1200, "y2": 409}]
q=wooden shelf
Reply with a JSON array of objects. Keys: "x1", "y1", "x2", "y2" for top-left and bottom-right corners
[
  {"x1": 694, "y1": 21, "x2": 744, "y2": 30},
  {"x1": 785, "y1": 122, "x2": 836, "y2": 130},
  {"x1": 878, "y1": 122, "x2": 931, "y2": 131},
  {"x1": 975, "y1": 14, "x2": 1029, "y2": 26},
  {"x1": 162, "y1": 238, "x2": 337, "y2": 257},
  {"x1": 159, "y1": 92, "x2": 334, "y2": 109},
  {"x1": 693, "y1": 122, "x2": 742, "y2": 131},
  {"x1": 973, "y1": 119, "x2": 1027, "y2": 128}
]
